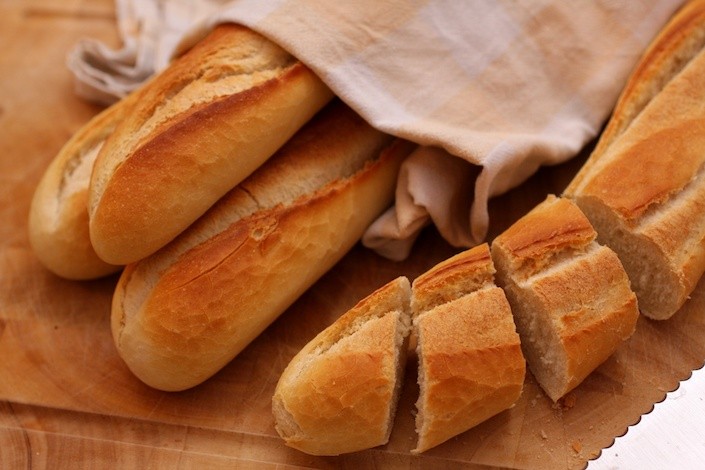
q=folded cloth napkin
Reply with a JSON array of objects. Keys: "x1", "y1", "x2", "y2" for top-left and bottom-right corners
[{"x1": 67, "y1": 0, "x2": 684, "y2": 260}]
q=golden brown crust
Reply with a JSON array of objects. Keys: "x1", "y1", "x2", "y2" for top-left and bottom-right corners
[
  {"x1": 521, "y1": 246, "x2": 638, "y2": 399},
  {"x1": 411, "y1": 243, "x2": 495, "y2": 314},
  {"x1": 111, "y1": 103, "x2": 413, "y2": 391},
  {"x1": 89, "y1": 23, "x2": 334, "y2": 265},
  {"x1": 493, "y1": 195, "x2": 596, "y2": 279},
  {"x1": 568, "y1": 0, "x2": 705, "y2": 187},
  {"x1": 412, "y1": 286, "x2": 525, "y2": 453},
  {"x1": 410, "y1": 243, "x2": 525, "y2": 453},
  {"x1": 564, "y1": 2, "x2": 705, "y2": 319},
  {"x1": 272, "y1": 277, "x2": 412, "y2": 456},
  {"x1": 580, "y1": 120, "x2": 705, "y2": 221},
  {"x1": 28, "y1": 92, "x2": 139, "y2": 279}
]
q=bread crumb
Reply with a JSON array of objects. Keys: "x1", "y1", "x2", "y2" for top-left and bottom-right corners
[
  {"x1": 559, "y1": 392, "x2": 577, "y2": 410},
  {"x1": 540, "y1": 429, "x2": 548, "y2": 440},
  {"x1": 571, "y1": 440, "x2": 582, "y2": 453}
]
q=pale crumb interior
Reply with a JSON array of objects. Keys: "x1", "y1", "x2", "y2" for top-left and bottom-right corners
[
  {"x1": 387, "y1": 310, "x2": 412, "y2": 441},
  {"x1": 505, "y1": 281, "x2": 566, "y2": 401},
  {"x1": 493, "y1": 242, "x2": 602, "y2": 401},
  {"x1": 58, "y1": 142, "x2": 103, "y2": 204},
  {"x1": 414, "y1": 326, "x2": 428, "y2": 449},
  {"x1": 574, "y1": 194, "x2": 690, "y2": 319}
]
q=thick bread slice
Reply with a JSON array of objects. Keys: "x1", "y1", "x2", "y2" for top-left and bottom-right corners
[
  {"x1": 491, "y1": 196, "x2": 638, "y2": 402},
  {"x1": 89, "y1": 23, "x2": 333, "y2": 265},
  {"x1": 111, "y1": 101, "x2": 413, "y2": 391},
  {"x1": 28, "y1": 92, "x2": 140, "y2": 279},
  {"x1": 564, "y1": 1, "x2": 705, "y2": 320},
  {"x1": 410, "y1": 243, "x2": 525, "y2": 454},
  {"x1": 272, "y1": 277, "x2": 412, "y2": 456}
]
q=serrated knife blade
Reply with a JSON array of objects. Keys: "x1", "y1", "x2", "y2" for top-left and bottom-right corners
[{"x1": 588, "y1": 366, "x2": 705, "y2": 470}]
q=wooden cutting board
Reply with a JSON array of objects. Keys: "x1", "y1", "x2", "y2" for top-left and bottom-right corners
[{"x1": 2, "y1": 1, "x2": 704, "y2": 468}]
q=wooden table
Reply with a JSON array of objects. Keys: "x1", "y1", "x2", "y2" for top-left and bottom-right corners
[{"x1": 2, "y1": 1, "x2": 704, "y2": 468}]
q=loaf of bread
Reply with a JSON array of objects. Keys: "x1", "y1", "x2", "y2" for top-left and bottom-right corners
[
  {"x1": 491, "y1": 195, "x2": 638, "y2": 402},
  {"x1": 89, "y1": 23, "x2": 334, "y2": 265},
  {"x1": 28, "y1": 92, "x2": 139, "y2": 279},
  {"x1": 111, "y1": 101, "x2": 412, "y2": 391},
  {"x1": 410, "y1": 243, "x2": 525, "y2": 453},
  {"x1": 272, "y1": 276, "x2": 412, "y2": 456},
  {"x1": 564, "y1": 0, "x2": 705, "y2": 320}
]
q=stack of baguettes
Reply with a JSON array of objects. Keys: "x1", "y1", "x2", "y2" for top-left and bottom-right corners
[
  {"x1": 28, "y1": 23, "x2": 415, "y2": 392},
  {"x1": 28, "y1": 0, "x2": 705, "y2": 457}
]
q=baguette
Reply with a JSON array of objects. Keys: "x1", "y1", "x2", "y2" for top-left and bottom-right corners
[
  {"x1": 491, "y1": 196, "x2": 638, "y2": 402},
  {"x1": 564, "y1": 0, "x2": 705, "y2": 320},
  {"x1": 272, "y1": 277, "x2": 412, "y2": 456},
  {"x1": 89, "y1": 23, "x2": 334, "y2": 265},
  {"x1": 272, "y1": 243, "x2": 525, "y2": 456},
  {"x1": 28, "y1": 93, "x2": 139, "y2": 279},
  {"x1": 410, "y1": 243, "x2": 525, "y2": 453},
  {"x1": 111, "y1": 101, "x2": 413, "y2": 391}
]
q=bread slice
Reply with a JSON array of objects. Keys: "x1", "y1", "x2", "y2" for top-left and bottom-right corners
[
  {"x1": 491, "y1": 196, "x2": 639, "y2": 402},
  {"x1": 564, "y1": 0, "x2": 705, "y2": 320},
  {"x1": 272, "y1": 277, "x2": 412, "y2": 456},
  {"x1": 410, "y1": 243, "x2": 525, "y2": 453}
]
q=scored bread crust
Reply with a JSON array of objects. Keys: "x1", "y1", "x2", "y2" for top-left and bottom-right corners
[
  {"x1": 411, "y1": 242, "x2": 497, "y2": 313},
  {"x1": 491, "y1": 196, "x2": 638, "y2": 402},
  {"x1": 411, "y1": 243, "x2": 525, "y2": 453},
  {"x1": 567, "y1": 0, "x2": 705, "y2": 180},
  {"x1": 89, "y1": 23, "x2": 334, "y2": 265},
  {"x1": 564, "y1": 0, "x2": 705, "y2": 320},
  {"x1": 28, "y1": 92, "x2": 141, "y2": 280},
  {"x1": 272, "y1": 277, "x2": 412, "y2": 456},
  {"x1": 111, "y1": 102, "x2": 413, "y2": 391}
]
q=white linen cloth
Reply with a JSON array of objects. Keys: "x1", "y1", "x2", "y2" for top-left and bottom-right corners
[{"x1": 67, "y1": 0, "x2": 685, "y2": 260}]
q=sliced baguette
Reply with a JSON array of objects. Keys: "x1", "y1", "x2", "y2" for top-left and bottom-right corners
[
  {"x1": 272, "y1": 277, "x2": 412, "y2": 456},
  {"x1": 410, "y1": 243, "x2": 525, "y2": 453},
  {"x1": 111, "y1": 101, "x2": 412, "y2": 391},
  {"x1": 564, "y1": 0, "x2": 705, "y2": 320},
  {"x1": 28, "y1": 92, "x2": 140, "y2": 279},
  {"x1": 89, "y1": 23, "x2": 333, "y2": 265},
  {"x1": 491, "y1": 195, "x2": 638, "y2": 402}
]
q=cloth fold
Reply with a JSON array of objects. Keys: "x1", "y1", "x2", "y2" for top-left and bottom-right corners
[{"x1": 67, "y1": 0, "x2": 685, "y2": 260}]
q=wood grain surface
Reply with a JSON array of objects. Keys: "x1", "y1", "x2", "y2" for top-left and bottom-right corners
[{"x1": 2, "y1": 1, "x2": 704, "y2": 468}]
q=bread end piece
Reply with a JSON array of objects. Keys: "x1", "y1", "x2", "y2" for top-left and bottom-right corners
[
  {"x1": 491, "y1": 196, "x2": 638, "y2": 402},
  {"x1": 411, "y1": 243, "x2": 526, "y2": 453},
  {"x1": 272, "y1": 276, "x2": 412, "y2": 456},
  {"x1": 28, "y1": 96, "x2": 134, "y2": 279},
  {"x1": 564, "y1": 1, "x2": 705, "y2": 320}
]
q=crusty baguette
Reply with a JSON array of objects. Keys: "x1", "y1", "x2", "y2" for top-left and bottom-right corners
[
  {"x1": 111, "y1": 101, "x2": 413, "y2": 391},
  {"x1": 28, "y1": 92, "x2": 140, "y2": 279},
  {"x1": 571, "y1": 0, "x2": 705, "y2": 170},
  {"x1": 89, "y1": 23, "x2": 334, "y2": 265},
  {"x1": 272, "y1": 276, "x2": 412, "y2": 456},
  {"x1": 410, "y1": 243, "x2": 525, "y2": 454},
  {"x1": 564, "y1": 0, "x2": 705, "y2": 320},
  {"x1": 491, "y1": 196, "x2": 638, "y2": 402}
]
